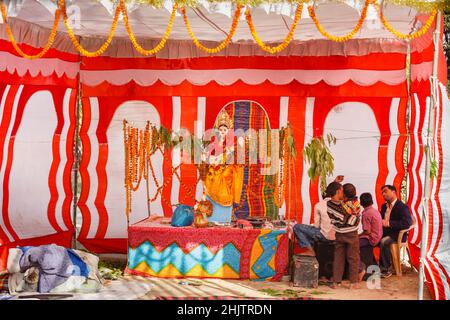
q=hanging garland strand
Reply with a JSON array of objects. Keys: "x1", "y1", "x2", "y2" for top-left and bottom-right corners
[
  {"x1": 245, "y1": 0, "x2": 303, "y2": 54},
  {"x1": 308, "y1": 0, "x2": 371, "y2": 43},
  {"x1": 120, "y1": 1, "x2": 448, "y2": 13},
  {"x1": 121, "y1": 0, "x2": 177, "y2": 55},
  {"x1": 374, "y1": 1, "x2": 437, "y2": 40},
  {"x1": 58, "y1": 0, "x2": 120, "y2": 57},
  {"x1": 181, "y1": 5, "x2": 242, "y2": 54},
  {"x1": 1, "y1": 1, "x2": 442, "y2": 57},
  {"x1": 0, "y1": 2, "x2": 60, "y2": 59}
]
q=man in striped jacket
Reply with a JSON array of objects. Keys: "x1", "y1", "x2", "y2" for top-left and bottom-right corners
[{"x1": 327, "y1": 182, "x2": 361, "y2": 289}]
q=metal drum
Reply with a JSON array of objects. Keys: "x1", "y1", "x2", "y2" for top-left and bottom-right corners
[{"x1": 291, "y1": 255, "x2": 319, "y2": 288}]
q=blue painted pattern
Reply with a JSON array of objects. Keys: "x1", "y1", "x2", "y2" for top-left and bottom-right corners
[
  {"x1": 251, "y1": 230, "x2": 286, "y2": 279},
  {"x1": 128, "y1": 241, "x2": 241, "y2": 275}
]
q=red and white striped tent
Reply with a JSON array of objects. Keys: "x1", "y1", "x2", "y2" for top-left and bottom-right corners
[{"x1": 0, "y1": 0, "x2": 448, "y2": 299}]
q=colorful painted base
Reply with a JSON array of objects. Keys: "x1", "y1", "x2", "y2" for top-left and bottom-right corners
[{"x1": 125, "y1": 218, "x2": 288, "y2": 280}]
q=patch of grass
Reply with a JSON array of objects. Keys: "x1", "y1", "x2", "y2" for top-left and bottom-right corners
[
  {"x1": 259, "y1": 288, "x2": 306, "y2": 298},
  {"x1": 309, "y1": 290, "x2": 328, "y2": 295},
  {"x1": 98, "y1": 260, "x2": 126, "y2": 280}
]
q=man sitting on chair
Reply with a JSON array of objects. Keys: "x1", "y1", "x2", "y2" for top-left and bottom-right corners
[
  {"x1": 379, "y1": 185, "x2": 412, "y2": 278},
  {"x1": 293, "y1": 182, "x2": 337, "y2": 256}
]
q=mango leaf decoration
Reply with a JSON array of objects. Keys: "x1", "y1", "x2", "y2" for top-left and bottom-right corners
[{"x1": 302, "y1": 134, "x2": 336, "y2": 193}]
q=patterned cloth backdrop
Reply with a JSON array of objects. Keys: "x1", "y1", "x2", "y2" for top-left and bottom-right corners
[{"x1": 222, "y1": 101, "x2": 278, "y2": 220}]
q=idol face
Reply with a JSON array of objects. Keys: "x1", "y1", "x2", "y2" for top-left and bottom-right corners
[{"x1": 218, "y1": 125, "x2": 229, "y2": 140}]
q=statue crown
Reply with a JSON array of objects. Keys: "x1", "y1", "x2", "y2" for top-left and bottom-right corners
[{"x1": 215, "y1": 110, "x2": 233, "y2": 129}]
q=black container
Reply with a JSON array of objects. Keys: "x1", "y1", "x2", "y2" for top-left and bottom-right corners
[{"x1": 291, "y1": 255, "x2": 319, "y2": 288}]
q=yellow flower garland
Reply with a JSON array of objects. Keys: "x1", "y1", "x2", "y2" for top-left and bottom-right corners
[
  {"x1": 181, "y1": 5, "x2": 242, "y2": 54},
  {"x1": 121, "y1": 0, "x2": 177, "y2": 56},
  {"x1": 1, "y1": 3, "x2": 60, "y2": 60},
  {"x1": 374, "y1": 2, "x2": 437, "y2": 41},
  {"x1": 308, "y1": 0, "x2": 371, "y2": 43},
  {"x1": 245, "y1": 1, "x2": 303, "y2": 54},
  {"x1": 58, "y1": 0, "x2": 120, "y2": 58},
  {"x1": 0, "y1": 0, "x2": 444, "y2": 58}
]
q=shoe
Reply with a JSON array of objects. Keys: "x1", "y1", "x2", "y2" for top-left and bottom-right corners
[{"x1": 381, "y1": 271, "x2": 392, "y2": 278}]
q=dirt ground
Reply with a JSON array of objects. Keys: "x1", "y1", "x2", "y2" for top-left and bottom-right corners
[{"x1": 133, "y1": 267, "x2": 431, "y2": 300}]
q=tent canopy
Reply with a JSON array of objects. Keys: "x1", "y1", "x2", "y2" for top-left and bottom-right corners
[
  {"x1": 1, "y1": 1, "x2": 423, "y2": 43},
  {"x1": 3, "y1": 0, "x2": 420, "y2": 40}
]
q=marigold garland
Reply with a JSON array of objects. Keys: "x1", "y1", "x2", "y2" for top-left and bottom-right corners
[
  {"x1": 120, "y1": 1, "x2": 448, "y2": 12},
  {"x1": 124, "y1": 120, "x2": 153, "y2": 216},
  {"x1": 1, "y1": 3, "x2": 60, "y2": 59},
  {"x1": 58, "y1": 0, "x2": 120, "y2": 58},
  {"x1": 181, "y1": 5, "x2": 242, "y2": 54},
  {"x1": 375, "y1": 1, "x2": 437, "y2": 40},
  {"x1": 308, "y1": 0, "x2": 371, "y2": 43},
  {"x1": 245, "y1": 0, "x2": 303, "y2": 54},
  {"x1": 121, "y1": 0, "x2": 177, "y2": 56},
  {"x1": 1, "y1": 0, "x2": 443, "y2": 58}
]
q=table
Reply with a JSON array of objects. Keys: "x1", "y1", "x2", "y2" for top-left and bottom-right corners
[{"x1": 125, "y1": 218, "x2": 289, "y2": 280}]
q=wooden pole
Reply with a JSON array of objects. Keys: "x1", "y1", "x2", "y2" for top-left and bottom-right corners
[
  {"x1": 71, "y1": 76, "x2": 82, "y2": 249},
  {"x1": 145, "y1": 153, "x2": 151, "y2": 218}
]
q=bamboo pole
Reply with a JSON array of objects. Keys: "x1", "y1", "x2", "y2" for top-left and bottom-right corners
[
  {"x1": 405, "y1": 42, "x2": 412, "y2": 203},
  {"x1": 418, "y1": 9, "x2": 442, "y2": 301},
  {"x1": 71, "y1": 76, "x2": 82, "y2": 249},
  {"x1": 145, "y1": 153, "x2": 151, "y2": 218}
]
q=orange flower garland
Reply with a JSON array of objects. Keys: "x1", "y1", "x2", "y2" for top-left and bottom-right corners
[
  {"x1": 374, "y1": 1, "x2": 437, "y2": 40},
  {"x1": 58, "y1": 0, "x2": 120, "y2": 57},
  {"x1": 308, "y1": 0, "x2": 371, "y2": 43},
  {"x1": 121, "y1": 0, "x2": 177, "y2": 56},
  {"x1": 124, "y1": 120, "x2": 153, "y2": 216},
  {"x1": 1, "y1": 3, "x2": 60, "y2": 59},
  {"x1": 0, "y1": 1, "x2": 442, "y2": 57},
  {"x1": 245, "y1": 1, "x2": 304, "y2": 54},
  {"x1": 181, "y1": 5, "x2": 242, "y2": 54}
]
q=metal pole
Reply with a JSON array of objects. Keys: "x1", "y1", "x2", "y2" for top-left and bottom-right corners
[
  {"x1": 71, "y1": 76, "x2": 82, "y2": 249},
  {"x1": 418, "y1": 9, "x2": 442, "y2": 300}
]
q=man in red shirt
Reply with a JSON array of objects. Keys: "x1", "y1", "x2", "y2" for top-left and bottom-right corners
[
  {"x1": 359, "y1": 193, "x2": 383, "y2": 248},
  {"x1": 359, "y1": 193, "x2": 383, "y2": 279}
]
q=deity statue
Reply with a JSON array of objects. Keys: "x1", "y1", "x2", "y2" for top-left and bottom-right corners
[{"x1": 201, "y1": 110, "x2": 244, "y2": 223}]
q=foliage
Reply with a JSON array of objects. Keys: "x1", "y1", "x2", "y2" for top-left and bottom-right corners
[
  {"x1": 149, "y1": 125, "x2": 180, "y2": 153},
  {"x1": 430, "y1": 159, "x2": 438, "y2": 179},
  {"x1": 401, "y1": 139, "x2": 408, "y2": 202},
  {"x1": 302, "y1": 133, "x2": 336, "y2": 194},
  {"x1": 286, "y1": 124, "x2": 297, "y2": 159},
  {"x1": 98, "y1": 260, "x2": 126, "y2": 280},
  {"x1": 424, "y1": 146, "x2": 438, "y2": 179},
  {"x1": 259, "y1": 288, "x2": 305, "y2": 298}
]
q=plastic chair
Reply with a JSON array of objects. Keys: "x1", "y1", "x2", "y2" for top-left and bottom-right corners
[{"x1": 389, "y1": 214, "x2": 416, "y2": 276}]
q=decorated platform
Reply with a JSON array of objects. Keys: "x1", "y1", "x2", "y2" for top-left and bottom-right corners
[{"x1": 125, "y1": 217, "x2": 289, "y2": 280}]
